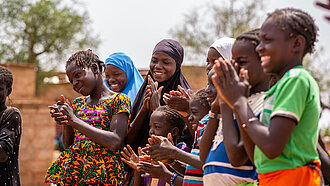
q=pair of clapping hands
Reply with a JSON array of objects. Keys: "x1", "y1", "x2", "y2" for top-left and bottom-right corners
[
  {"x1": 121, "y1": 133, "x2": 176, "y2": 178},
  {"x1": 49, "y1": 95, "x2": 75, "y2": 126},
  {"x1": 143, "y1": 75, "x2": 191, "y2": 114}
]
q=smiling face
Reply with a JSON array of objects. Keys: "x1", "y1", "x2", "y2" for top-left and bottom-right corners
[
  {"x1": 149, "y1": 52, "x2": 177, "y2": 82},
  {"x1": 232, "y1": 40, "x2": 267, "y2": 88},
  {"x1": 66, "y1": 63, "x2": 96, "y2": 96},
  {"x1": 206, "y1": 47, "x2": 222, "y2": 74},
  {"x1": 256, "y1": 18, "x2": 294, "y2": 77},
  {"x1": 188, "y1": 99, "x2": 209, "y2": 131},
  {"x1": 149, "y1": 111, "x2": 173, "y2": 137},
  {"x1": 205, "y1": 70, "x2": 217, "y2": 106},
  {"x1": 105, "y1": 64, "x2": 127, "y2": 92}
]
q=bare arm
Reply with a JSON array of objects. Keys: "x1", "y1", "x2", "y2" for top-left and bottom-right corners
[
  {"x1": 132, "y1": 171, "x2": 143, "y2": 186},
  {"x1": 317, "y1": 140, "x2": 330, "y2": 182},
  {"x1": 232, "y1": 110, "x2": 256, "y2": 164},
  {"x1": 212, "y1": 59, "x2": 296, "y2": 160},
  {"x1": 126, "y1": 105, "x2": 149, "y2": 144},
  {"x1": 221, "y1": 102, "x2": 248, "y2": 166},
  {"x1": 232, "y1": 98, "x2": 296, "y2": 159},
  {"x1": 70, "y1": 112, "x2": 128, "y2": 151},
  {"x1": 55, "y1": 100, "x2": 129, "y2": 152},
  {"x1": 143, "y1": 137, "x2": 204, "y2": 170},
  {"x1": 199, "y1": 101, "x2": 220, "y2": 163},
  {"x1": 62, "y1": 124, "x2": 74, "y2": 149}
]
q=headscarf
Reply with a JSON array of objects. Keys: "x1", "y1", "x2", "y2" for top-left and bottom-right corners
[
  {"x1": 129, "y1": 39, "x2": 192, "y2": 151},
  {"x1": 104, "y1": 52, "x2": 144, "y2": 103},
  {"x1": 210, "y1": 37, "x2": 235, "y2": 60}
]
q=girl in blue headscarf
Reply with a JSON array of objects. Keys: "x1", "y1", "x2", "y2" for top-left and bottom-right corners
[{"x1": 104, "y1": 52, "x2": 144, "y2": 103}]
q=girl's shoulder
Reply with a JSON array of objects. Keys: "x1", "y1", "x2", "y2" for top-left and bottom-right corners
[
  {"x1": 1, "y1": 107, "x2": 21, "y2": 119},
  {"x1": 105, "y1": 92, "x2": 130, "y2": 105},
  {"x1": 0, "y1": 107, "x2": 21, "y2": 127},
  {"x1": 72, "y1": 96, "x2": 86, "y2": 105}
]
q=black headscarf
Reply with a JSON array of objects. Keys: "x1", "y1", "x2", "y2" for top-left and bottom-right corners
[{"x1": 129, "y1": 39, "x2": 192, "y2": 151}]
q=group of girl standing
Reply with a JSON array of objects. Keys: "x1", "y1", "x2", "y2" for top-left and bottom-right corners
[{"x1": 42, "y1": 7, "x2": 328, "y2": 186}]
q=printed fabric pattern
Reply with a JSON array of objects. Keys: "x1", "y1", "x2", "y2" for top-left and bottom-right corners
[{"x1": 45, "y1": 93, "x2": 131, "y2": 185}]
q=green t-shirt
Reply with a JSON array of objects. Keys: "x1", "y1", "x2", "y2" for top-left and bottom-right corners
[{"x1": 254, "y1": 66, "x2": 320, "y2": 174}]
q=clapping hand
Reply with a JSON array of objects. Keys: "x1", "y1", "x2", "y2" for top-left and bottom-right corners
[
  {"x1": 148, "y1": 75, "x2": 164, "y2": 111},
  {"x1": 163, "y1": 85, "x2": 191, "y2": 113},
  {"x1": 120, "y1": 145, "x2": 144, "y2": 171},
  {"x1": 212, "y1": 58, "x2": 250, "y2": 110}
]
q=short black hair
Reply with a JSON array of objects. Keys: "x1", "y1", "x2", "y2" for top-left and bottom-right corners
[
  {"x1": 66, "y1": 49, "x2": 105, "y2": 72},
  {"x1": 191, "y1": 89, "x2": 210, "y2": 110},
  {"x1": 266, "y1": 8, "x2": 318, "y2": 55},
  {"x1": 154, "y1": 106, "x2": 185, "y2": 136},
  {"x1": 0, "y1": 66, "x2": 13, "y2": 95}
]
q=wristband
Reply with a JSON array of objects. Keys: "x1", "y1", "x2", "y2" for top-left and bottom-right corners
[
  {"x1": 209, "y1": 111, "x2": 221, "y2": 119},
  {"x1": 169, "y1": 172, "x2": 178, "y2": 186}
]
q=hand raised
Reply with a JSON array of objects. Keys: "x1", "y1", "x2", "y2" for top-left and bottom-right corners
[
  {"x1": 148, "y1": 76, "x2": 164, "y2": 111},
  {"x1": 212, "y1": 58, "x2": 249, "y2": 109}
]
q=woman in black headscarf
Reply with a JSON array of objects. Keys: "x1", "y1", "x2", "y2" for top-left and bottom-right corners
[{"x1": 126, "y1": 39, "x2": 192, "y2": 151}]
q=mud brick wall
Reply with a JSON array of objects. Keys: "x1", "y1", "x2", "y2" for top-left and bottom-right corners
[
  {"x1": 11, "y1": 100, "x2": 55, "y2": 186},
  {"x1": 1, "y1": 63, "x2": 36, "y2": 99},
  {"x1": 181, "y1": 66, "x2": 208, "y2": 92}
]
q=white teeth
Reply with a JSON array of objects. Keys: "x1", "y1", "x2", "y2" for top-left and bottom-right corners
[
  {"x1": 154, "y1": 72, "x2": 163, "y2": 75},
  {"x1": 261, "y1": 56, "x2": 270, "y2": 63}
]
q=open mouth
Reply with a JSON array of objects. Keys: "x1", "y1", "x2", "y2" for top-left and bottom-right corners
[
  {"x1": 261, "y1": 56, "x2": 270, "y2": 63},
  {"x1": 260, "y1": 56, "x2": 271, "y2": 69},
  {"x1": 110, "y1": 83, "x2": 120, "y2": 88}
]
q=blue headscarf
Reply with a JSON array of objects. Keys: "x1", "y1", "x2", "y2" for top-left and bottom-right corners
[{"x1": 104, "y1": 52, "x2": 144, "y2": 103}]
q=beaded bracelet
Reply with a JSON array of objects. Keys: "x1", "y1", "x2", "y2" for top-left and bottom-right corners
[
  {"x1": 169, "y1": 172, "x2": 178, "y2": 186},
  {"x1": 209, "y1": 111, "x2": 221, "y2": 119}
]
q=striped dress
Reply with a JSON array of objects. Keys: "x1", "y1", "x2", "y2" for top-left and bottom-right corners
[
  {"x1": 203, "y1": 93, "x2": 265, "y2": 185},
  {"x1": 182, "y1": 114, "x2": 209, "y2": 186}
]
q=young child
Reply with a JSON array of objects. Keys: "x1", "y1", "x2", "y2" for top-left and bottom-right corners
[
  {"x1": 212, "y1": 8, "x2": 321, "y2": 185},
  {"x1": 121, "y1": 105, "x2": 186, "y2": 186},
  {"x1": 0, "y1": 66, "x2": 22, "y2": 186},
  {"x1": 44, "y1": 49, "x2": 131, "y2": 185},
  {"x1": 202, "y1": 29, "x2": 270, "y2": 185},
  {"x1": 188, "y1": 89, "x2": 211, "y2": 132},
  {"x1": 142, "y1": 89, "x2": 211, "y2": 186}
]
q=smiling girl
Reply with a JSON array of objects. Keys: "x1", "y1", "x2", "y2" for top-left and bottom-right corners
[
  {"x1": 104, "y1": 52, "x2": 144, "y2": 103},
  {"x1": 127, "y1": 39, "x2": 192, "y2": 152},
  {"x1": 212, "y1": 8, "x2": 321, "y2": 185},
  {"x1": 45, "y1": 49, "x2": 130, "y2": 185}
]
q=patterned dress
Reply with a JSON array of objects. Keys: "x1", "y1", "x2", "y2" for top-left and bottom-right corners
[{"x1": 45, "y1": 93, "x2": 131, "y2": 185}]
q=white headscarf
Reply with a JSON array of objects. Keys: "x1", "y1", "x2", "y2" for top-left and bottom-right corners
[{"x1": 210, "y1": 37, "x2": 235, "y2": 60}]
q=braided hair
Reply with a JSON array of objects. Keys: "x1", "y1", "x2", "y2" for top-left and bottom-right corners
[
  {"x1": 0, "y1": 66, "x2": 13, "y2": 96},
  {"x1": 154, "y1": 106, "x2": 186, "y2": 136},
  {"x1": 266, "y1": 8, "x2": 318, "y2": 55},
  {"x1": 191, "y1": 89, "x2": 210, "y2": 111},
  {"x1": 66, "y1": 49, "x2": 105, "y2": 72},
  {"x1": 235, "y1": 29, "x2": 261, "y2": 59}
]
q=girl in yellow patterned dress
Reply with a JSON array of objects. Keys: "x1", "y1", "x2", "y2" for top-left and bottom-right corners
[{"x1": 45, "y1": 49, "x2": 131, "y2": 185}]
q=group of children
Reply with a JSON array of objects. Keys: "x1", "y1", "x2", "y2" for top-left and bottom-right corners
[
  {"x1": 0, "y1": 7, "x2": 327, "y2": 186},
  {"x1": 41, "y1": 7, "x2": 330, "y2": 186}
]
